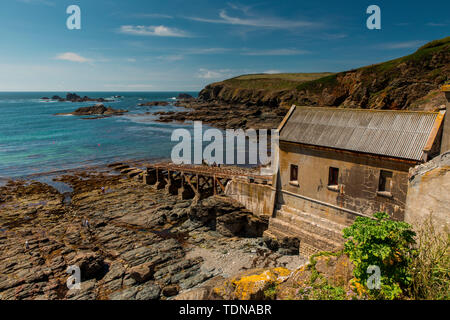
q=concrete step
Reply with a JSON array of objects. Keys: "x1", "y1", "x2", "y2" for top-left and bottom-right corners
[
  {"x1": 275, "y1": 210, "x2": 344, "y2": 243},
  {"x1": 268, "y1": 217, "x2": 342, "y2": 253},
  {"x1": 280, "y1": 205, "x2": 348, "y2": 233}
]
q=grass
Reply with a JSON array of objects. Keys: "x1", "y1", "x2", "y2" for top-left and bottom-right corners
[
  {"x1": 233, "y1": 72, "x2": 334, "y2": 81},
  {"x1": 212, "y1": 36, "x2": 450, "y2": 98},
  {"x1": 379, "y1": 37, "x2": 449, "y2": 72},
  {"x1": 296, "y1": 74, "x2": 339, "y2": 92},
  {"x1": 217, "y1": 73, "x2": 335, "y2": 91},
  {"x1": 408, "y1": 215, "x2": 450, "y2": 300}
]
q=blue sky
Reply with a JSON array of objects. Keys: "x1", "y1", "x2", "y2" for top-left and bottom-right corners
[{"x1": 0, "y1": 0, "x2": 448, "y2": 91}]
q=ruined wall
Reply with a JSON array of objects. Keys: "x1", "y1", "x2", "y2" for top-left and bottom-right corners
[
  {"x1": 225, "y1": 180, "x2": 275, "y2": 217},
  {"x1": 405, "y1": 152, "x2": 450, "y2": 232},
  {"x1": 278, "y1": 141, "x2": 413, "y2": 221}
]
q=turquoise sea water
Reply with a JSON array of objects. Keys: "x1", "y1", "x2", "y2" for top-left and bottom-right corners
[{"x1": 0, "y1": 92, "x2": 199, "y2": 180}]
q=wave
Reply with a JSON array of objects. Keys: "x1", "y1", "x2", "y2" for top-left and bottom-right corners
[{"x1": 38, "y1": 100, "x2": 58, "y2": 103}]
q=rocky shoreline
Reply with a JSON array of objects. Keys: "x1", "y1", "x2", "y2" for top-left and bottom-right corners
[
  {"x1": 0, "y1": 165, "x2": 305, "y2": 300},
  {"x1": 155, "y1": 100, "x2": 286, "y2": 130},
  {"x1": 54, "y1": 104, "x2": 128, "y2": 119}
]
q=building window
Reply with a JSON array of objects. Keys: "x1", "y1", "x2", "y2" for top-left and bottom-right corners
[
  {"x1": 378, "y1": 170, "x2": 393, "y2": 197},
  {"x1": 290, "y1": 164, "x2": 298, "y2": 185},
  {"x1": 328, "y1": 167, "x2": 339, "y2": 187}
]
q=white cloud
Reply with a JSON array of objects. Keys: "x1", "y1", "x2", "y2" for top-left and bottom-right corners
[
  {"x1": 242, "y1": 49, "x2": 309, "y2": 56},
  {"x1": 186, "y1": 48, "x2": 231, "y2": 54},
  {"x1": 158, "y1": 55, "x2": 184, "y2": 62},
  {"x1": 321, "y1": 33, "x2": 348, "y2": 40},
  {"x1": 227, "y1": 3, "x2": 253, "y2": 14},
  {"x1": 197, "y1": 68, "x2": 232, "y2": 79},
  {"x1": 126, "y1": 58, "x2": 137, "y2": 62},
  {"x1": 55, "y1": 52, "x2": 91, "y2": 63},
  {"x1": 187, "y1": 9, "x2": 319, "y2": 29},
  {"x1": 379, "y1": 41, "x2": 426, "y2": 50},
  {"x1": 132, "y1": 13, "x2": 173, "y2": 19},
  {"x1": 16, "y1": 0, "x2": 54, "y2": 5},
  {"x1": 426, "y1": 22, "x2": 447, "y2": 27},
  {"x1": 119, "y1": 25, "x2": 191, "y2": 37}
]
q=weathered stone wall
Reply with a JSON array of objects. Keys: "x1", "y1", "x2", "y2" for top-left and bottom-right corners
[
  {"x1": 405, "y1": 152, "x2": 450, "y2": 232},
  {"x1": 225, "y1": 180, "x2": 275, "y2": 217},
  {"x1": 441, "y1": 94, "x2": 450, "y2": 153},
  {"x1": 278, "y1": 141, "x2": 413, "y2": 220},
  {"x1": 277, "y1": 191, "x2": 361, "y2": 227}
]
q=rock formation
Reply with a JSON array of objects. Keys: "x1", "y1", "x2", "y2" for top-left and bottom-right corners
[
  {"x1": 42, "y1": 93, "x2": 113, "y2": 103},
  {"x1": 138, "y1": 101, "x2": 169, "y2": 107},
  {"x1": 54, "y1": 104, "x2": 128, "y2": 118},
  {"x1": 0, "y1": 167, "x2": 302, "y2": 300},
  {"x1": 177, "y1": 93, "x2": 193, "y2": 100}
]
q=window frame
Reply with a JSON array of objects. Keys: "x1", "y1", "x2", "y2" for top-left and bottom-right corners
[
  {"x1": 377, "y1": 170, "x2": 393, "y2": 198},
  {"x1": 289, "y1": 164, "x2": 299, "y2": 186},
  {"x1": 327, "y1": 167, "x2": 340, "y2": 191}
]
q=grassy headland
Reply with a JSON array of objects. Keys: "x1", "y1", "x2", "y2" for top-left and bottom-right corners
[
  {"x1": 156, "y1": 37, "x2": 449, "y2": 129},
  {"x1": 198, "y1": 37, "x2": 450, "y2": 111}
]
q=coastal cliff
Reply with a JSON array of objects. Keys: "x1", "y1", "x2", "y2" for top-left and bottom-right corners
[{"x1": 197, "y1": 37, "x2": 450, "y2": 111}]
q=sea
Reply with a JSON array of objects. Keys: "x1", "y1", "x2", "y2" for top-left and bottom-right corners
[{"x1": 0, "y1": 91, "x2": 202, "y2": 184}]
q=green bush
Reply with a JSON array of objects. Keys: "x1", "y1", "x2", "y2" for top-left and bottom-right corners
[
  {"x1": 343, "y1": 212, "x2": 416, "y2": 300},
  {"x1": 263, "y1": 283, "x2": 277, "y2": 300}
]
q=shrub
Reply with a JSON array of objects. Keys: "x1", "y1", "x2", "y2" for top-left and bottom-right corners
[
  {"x1": 343, "y1": 212, "x2": 416, "y2": 300},
  {"x1": 310, "y1": 282, "x2": 347, "y2": 300},
  {"x1": 408, "y1": 215, "x2": 450, "y2": 300},
  {"x1": 263, "y1": 284, "x2": 277, "y2": 300}
]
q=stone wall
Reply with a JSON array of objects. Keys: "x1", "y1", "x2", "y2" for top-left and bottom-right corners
[
  {"x1": 441, "y1": 94, "x2": 450, "y2": 153},
  {"x1": 278, "y1": 141, "x2": 412, "y2": 221},
  {"x1": 405, "y1": 152, "x2": 450, "y2": 232},
  {"x1": 277, "y1": 190, "x2": 361, "y2": 227},
  {"x1": 225, "y1": 179, "x2": 275, "y2": 217}
]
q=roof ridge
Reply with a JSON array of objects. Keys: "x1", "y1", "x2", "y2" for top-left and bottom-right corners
[{"x1": 295, "y1": 105, "x2": 439, "y2": 115}]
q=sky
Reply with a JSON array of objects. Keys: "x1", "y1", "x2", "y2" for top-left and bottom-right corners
[{"x1": 0, "y1": 0, "x2": 448, "y2": 91}]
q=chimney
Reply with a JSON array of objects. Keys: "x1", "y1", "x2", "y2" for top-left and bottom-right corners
[{"x1": 442, "y1": 85, "x2": 450, "y2": 154}]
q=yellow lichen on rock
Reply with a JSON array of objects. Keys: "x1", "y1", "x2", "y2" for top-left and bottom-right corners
[{"x1": 230, "y1": 267, "x2": 291, "y2": 300}]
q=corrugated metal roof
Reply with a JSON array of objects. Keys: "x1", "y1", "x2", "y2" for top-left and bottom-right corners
[{"x1": 279, "y1": 106, "x2": 440, "y2": 161}]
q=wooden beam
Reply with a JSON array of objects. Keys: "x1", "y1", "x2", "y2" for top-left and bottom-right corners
[
  {"x1": 216, "y1": 177, "x2": 226, "y2": 193},
  {"x1": 277, "y1": 104, "x2": 297, "y2": 132},
  {"x1": 184, "y1": 174, "x2": 197, "y2": 193},
  {"x1": 164, "y1": 170, "x2": 170, "y2": 184},
  {"x1": 424, "y1": 110, "x2": 446, "y2": 152},
  {"x1": 173, "y1": 171, "x2": 181, "y2": 179}
]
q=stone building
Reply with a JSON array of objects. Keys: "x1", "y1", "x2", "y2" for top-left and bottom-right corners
[{"x1": 264, "y1": 103, "x2": 447, "y2": 256}]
